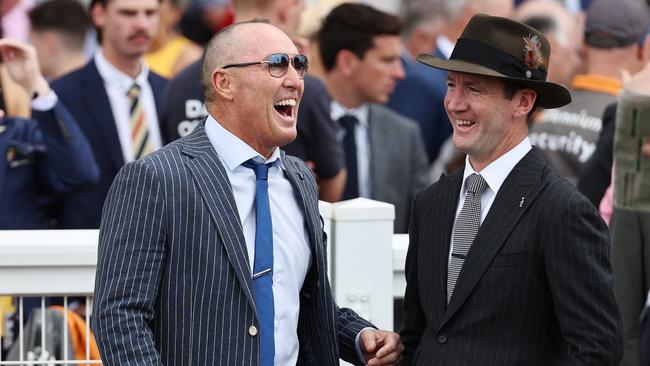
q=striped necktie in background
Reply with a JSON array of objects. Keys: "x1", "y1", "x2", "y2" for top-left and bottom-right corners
[
  {"x1": 447, "y1": 173, "x2": 487, "y2": 304},
  {"x1": 127, "y1": 83, "x2": 152, "y2": 160}
]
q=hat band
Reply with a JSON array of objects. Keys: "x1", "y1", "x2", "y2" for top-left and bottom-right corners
[{"x1": 450, "y1": 38, "x2": 547, "y2": 81}]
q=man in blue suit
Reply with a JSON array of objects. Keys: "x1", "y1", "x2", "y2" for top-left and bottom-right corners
[
  {"x1": 0, "y1": 39, "x2": 99, "y2": 229},
  {"x1": 93, "y1": 21, "x2": 403, "y2": 366},
  {"x1": 33, "y1": 0, "x2": 167, "y2": 229}
]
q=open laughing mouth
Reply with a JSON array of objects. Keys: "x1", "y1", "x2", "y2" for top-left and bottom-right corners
[
  {"x1": 274, "y1": 98, "x2": 297, "y2": 118},
  {"x1": 456, "y1": 119, "x2": 477, "y2": 128}
]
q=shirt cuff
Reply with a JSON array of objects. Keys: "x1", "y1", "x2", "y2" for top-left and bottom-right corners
[
  {"x1": 30, "y1": 90, "x2": 58, "y2": 111},
  {"x1": 355, "y1": 327, "x2": 375, "y2": 365}
]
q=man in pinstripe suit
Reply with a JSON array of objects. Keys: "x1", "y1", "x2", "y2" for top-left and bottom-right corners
[
  {"x1": 401, "y1": 14, "x2": 623, "y2": 365},
  {"x1": 93, "y1": 20, "x2": 403, "y2": 366}
]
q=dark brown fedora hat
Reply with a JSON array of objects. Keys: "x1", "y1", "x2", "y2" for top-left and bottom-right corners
[{"x1": 418, "y1": 14, "x2": 571, "y2": 109}]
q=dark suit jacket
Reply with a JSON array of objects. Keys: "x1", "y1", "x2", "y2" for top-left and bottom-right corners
[
  {"x1": 577, "y1": 102, "x2": 616, "y2": 207},
  {"x1": 0, "y1": 106, "x2": 99, "y2": 229},
  {"x1": 401, "y1": 148, "x2": 623, "y2": 365},
  {"x1": 93, "y1": 122, "x2": 373, "y2": 366},
  {"x1": 33, "y1": 60, "x2": 166, "y2": 228},
  {"x1": 387, "y1": 50, "x2": 451, "y2": 164}
]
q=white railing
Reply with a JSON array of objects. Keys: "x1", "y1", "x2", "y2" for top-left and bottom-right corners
[{"x1": 0, "y1": 199, "x2": 406, "y2": 365}]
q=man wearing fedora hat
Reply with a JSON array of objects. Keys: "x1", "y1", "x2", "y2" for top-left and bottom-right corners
[{"x1": 401, "y1": 14, "x2": 623, "y2": 365}]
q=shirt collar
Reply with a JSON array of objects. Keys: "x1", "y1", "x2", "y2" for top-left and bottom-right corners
[
  {"x1": 204, "y1": 115, "x2": 283, "y2": 172},
  {"x1": 436, "y1": 36, "x2": 454, "y2": 59},
  {"x1": 94, "y1": 49, "x2": 150, "y2": 93},
  {"x1": 461, "y1": 137, "x2": 532, "y2": 195},
  {"x1": 330, "y1": 100, "x2": 369, "y2": 127}
]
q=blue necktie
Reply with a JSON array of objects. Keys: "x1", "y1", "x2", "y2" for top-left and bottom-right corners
[
  {"x1": 339, "y1": 115, "x2": 359, "y2": 199},
  {"x1": 242, "y1": 159, "x2": 275, "y2": 366}
]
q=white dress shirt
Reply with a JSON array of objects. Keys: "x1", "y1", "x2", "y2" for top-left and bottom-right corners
[
  {"x1": 331, "y1": 101, "x2": 372, "y2": 198},
  {"x1": 448, "y1": 137, "x2": 533, "y2": 266},
  {"x1": 205, "y1": 115, "x2": 311, "y2": 366},
  {"x1": 437, "y1": 36, "x2": 454, "y2": 59},
  {"x1": 94, "y1": 50, "x2": 162, "y2": 163}
]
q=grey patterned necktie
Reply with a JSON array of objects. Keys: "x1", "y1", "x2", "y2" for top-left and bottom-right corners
[{"x1": 447, "y1": 173, "x2": 488, "y2": 304}]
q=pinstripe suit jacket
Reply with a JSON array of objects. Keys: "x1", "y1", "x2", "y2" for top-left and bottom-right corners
[
  {"x1": 401, "y1": 148, "x2": 623, "y2": 365},
  {"x1": 93, "y1": 122, "x2": 373, "y2": 366}
]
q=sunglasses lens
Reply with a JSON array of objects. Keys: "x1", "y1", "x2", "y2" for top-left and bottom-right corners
[
  {"x1": 292, "y1": 55, "x2": 309, "y2": 78},
  {"x1": 268, "y1": 53, "x2": 290, "y2": 77}
]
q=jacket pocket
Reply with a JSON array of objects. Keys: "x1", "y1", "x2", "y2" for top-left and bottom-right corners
[{"x1": 490, "y1": 251, "x2": 535, "y2": 267}]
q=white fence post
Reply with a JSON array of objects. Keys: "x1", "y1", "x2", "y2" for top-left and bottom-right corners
[{"x1": 329, "y1": 198, "x2": 395, "y2": 331}]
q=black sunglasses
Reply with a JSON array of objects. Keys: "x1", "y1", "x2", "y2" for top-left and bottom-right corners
[{"x1": 222, "y1": 53, "x2": 309, "y2": 79}]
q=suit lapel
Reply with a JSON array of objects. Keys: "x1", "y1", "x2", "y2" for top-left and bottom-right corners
[
  {"x1": 429, "y1": 170, "x2": 463, "y2": 325},
  {"x1": 282, "y1": 155, "x2": 322, "y2": 274},
  {"x1": 181, "y1": 123, "x2": 256, "y2": 310},
  {"x1": 81, "y1": 61, "x2": 124, "y2": 171},
  {"x1": 441, "y1": 149, "x2": 549, "y2": 325}
]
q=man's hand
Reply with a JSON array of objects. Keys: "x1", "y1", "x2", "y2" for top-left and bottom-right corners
[
  {"x1": 621, "y1": 62, "x2": 650, "y2": 95},
  {"x1": 0, "y1": 38, "x2": 50, "y2": 97},
  {"x1": 359, "y1": 329, "x2": 403, "y2": 365}
]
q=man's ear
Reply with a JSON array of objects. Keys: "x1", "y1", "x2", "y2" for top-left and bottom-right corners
[
  {"x1": 211, "y1": 69, "x2": 234, "y2": 101},
  {"x1": 513, "y1": 88, "x2": 537, "y2": 119},
  {"x1": 638, "y1": 35, "x2": 650, "y2": 62},
  {"x1": 91, "y1": 3, "x2": 105, "y2": 29},
  {"x1": 336, "y1": 49, "x2": 360, "y2": 77}
]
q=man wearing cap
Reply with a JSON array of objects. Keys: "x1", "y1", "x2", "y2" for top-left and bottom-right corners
[
  {"x1": 401, "y1": 14, "x2": 623, "y2": 365},
  {"x1": 529, "y1": 0, "x2": 650, "y2": 194}
]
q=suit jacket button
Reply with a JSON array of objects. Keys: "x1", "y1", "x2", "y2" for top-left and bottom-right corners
[
  {"x1": 249, "y1": 325, "x2": 258, "y2": 336},
  {"x1": 437, "y1": 334, "x2": 447, "y2": 344}
]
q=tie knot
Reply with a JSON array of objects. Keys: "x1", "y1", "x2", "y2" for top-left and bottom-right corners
[
  {"x1": 242, "y1": 159, "x2": 272, "y2": 180},
  {"x1": 465, "y1": 173, "x2": 487, "y2": 195},
  {"x1": 127, "y1": 83, "x2": 141, "y2": 99},
  {"x1": 338, "y1": 115, "x2": 359, "y2": 130}
]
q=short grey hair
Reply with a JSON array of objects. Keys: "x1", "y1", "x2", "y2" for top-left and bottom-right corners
[
  {"x1": 439, "y1": 0, "x2": 473, "y2": 20},
  {"x1": 399, "y1": 0, "x2": 445, "y2": 38}
]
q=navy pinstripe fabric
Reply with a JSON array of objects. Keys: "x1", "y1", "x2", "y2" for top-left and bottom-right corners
[
  {"x1": 401, "y1": 148, "x2": 623, "y2": 365},
  {"x1": 93, "y1": 122, "x2": 373, "y2": 366}
]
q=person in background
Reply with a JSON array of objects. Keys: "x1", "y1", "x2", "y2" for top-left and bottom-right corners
[
  {"x1": 32, "y1": 0, "x2": 167, "y2": 229},
  {"x1": 402, "y1": 14, "x2": 622, "y2": 365},
  {"x1": 145, "y1": 0, "x2": 203, "y2": 78},
  {"x1": 0, "y1": 38, "x2": 99, "y2": 229},
  {"x1": 577, "y1": 0, "x2": 650, "y2": 207},
  {"x1": 93, "y1": 20, "x2": 403, "y2": 366},
  {"x1": 529, "y1": 0, "x2": 649, "y2": 188},
  {"x1": 604, "y1": 59, "x2": 650, "y2": 366},
  {"x1": 28, "y1": 0, "x2": 91, "y2": 80},
  {"x1": 319, "y1": 3, "x2": 430, "y2": 232}
]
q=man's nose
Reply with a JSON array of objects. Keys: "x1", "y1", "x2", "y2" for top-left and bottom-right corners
[
  {"x1": 393, "y1": 61, "x2": 405, "y2": 80},
  {"x1": 283, "y1": 63, "x2": 303, "y2": 89},
  {"x1": 445, "y1": 93, "x2": 468, "y2": 113}
]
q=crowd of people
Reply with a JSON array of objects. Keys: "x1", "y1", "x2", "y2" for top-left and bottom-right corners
[{"x1": 1, "y1": 0, "x2": 650, "y2": 364}]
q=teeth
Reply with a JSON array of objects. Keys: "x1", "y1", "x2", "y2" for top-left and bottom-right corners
[
  {"x1": 456, "y1": 119, "x2": 475, "y2": 126},
  {"x1": 274, "y1": 99, "x2": 297, "y2": 107}
]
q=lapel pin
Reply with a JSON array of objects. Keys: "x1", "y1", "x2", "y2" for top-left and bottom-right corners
[
  {"x1": 519, "y1": 196, "x2": 525, "y2": 208},
  {"x1": 298, "y1": 172, "x2": 305, "y2": 180}
]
